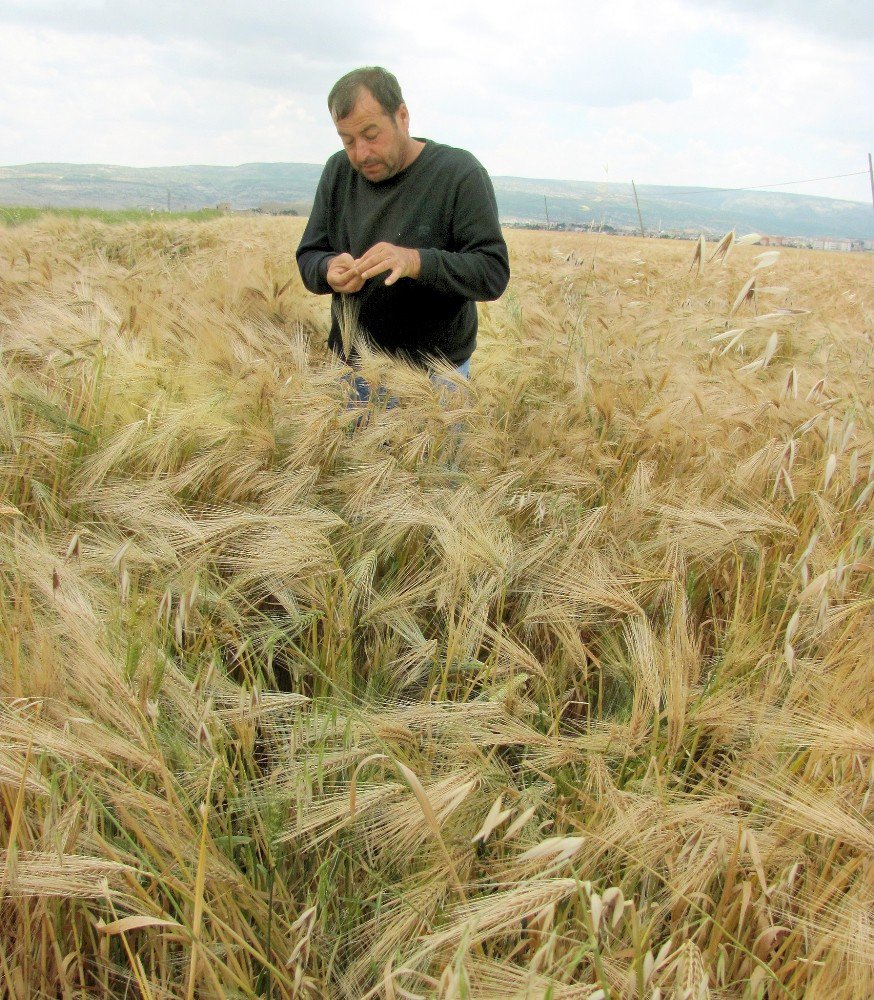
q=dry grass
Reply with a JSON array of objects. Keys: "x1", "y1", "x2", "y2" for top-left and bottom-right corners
[{"x1": 0, "y1": 214, "x2": 872, "y2": 998}]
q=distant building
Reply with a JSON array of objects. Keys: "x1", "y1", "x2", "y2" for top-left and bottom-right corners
[{"x1": 760, "y1": 235, "x2": 870, "y2": 253}]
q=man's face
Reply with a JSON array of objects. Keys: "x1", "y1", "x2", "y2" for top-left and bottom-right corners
[{"x1": 334, "y1": 89, "x2": 411, "y2": 183}]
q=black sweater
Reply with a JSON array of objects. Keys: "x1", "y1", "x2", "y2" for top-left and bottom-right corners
[{"x1": 296, "y1": 140, "x2": 510, "y2": 366}]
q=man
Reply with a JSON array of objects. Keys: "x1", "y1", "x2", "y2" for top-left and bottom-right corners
[{"x1": 296, "y1": 66, "x2": 509, "y2": 395}]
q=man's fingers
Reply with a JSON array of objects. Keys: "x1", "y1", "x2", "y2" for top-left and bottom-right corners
[
  {"x1": 327, "y1": 252, "x2": 365, "y2": 292},
  {"x1": 354, "y1": 248, "x2": 385, "y2": 267},
  {"x1": 354, "y1": 242, "x2": 390, "y2": 265},
  {"x1": 382, "y1": 264, "x2": 403, "y2": 287},
  {"x1": 336, "y1": 274, "x2": 363, "y2": 292},
  {"x1": 327, "y1": 269, "x2": 363, "y2": 293},
  {"x1": 358, "y1": 261, "x2": 392, "y2": 281},
  {"x1": 355, "y1": 251, "x2": 394, "y2": 280},
  {"x1": 331, "y1": 262, "x2": 361, "y2": 279},
  {"x1": 349, "y1": 244, "x2": 415, "y2": 284}
]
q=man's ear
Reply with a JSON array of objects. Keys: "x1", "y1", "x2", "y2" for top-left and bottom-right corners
[{"x1": 395, "y1": 103, "x2": 410, "y2": 131}]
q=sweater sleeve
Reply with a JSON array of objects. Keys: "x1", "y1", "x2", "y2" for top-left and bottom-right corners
[
  {"x1": 295, "y1": 165, "x2": 336, "y2": 295},
  {"x1": 417, "y1": 163, "x2": 510, "y2": 302}
]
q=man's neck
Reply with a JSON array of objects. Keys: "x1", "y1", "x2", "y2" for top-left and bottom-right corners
[{"x1": 401, "y1": 138, "x2": 426, "y2": 172}]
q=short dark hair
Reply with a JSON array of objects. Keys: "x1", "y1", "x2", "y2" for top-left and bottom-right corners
[{"x1": 328, "y1": 67, "x2": 404, "y2": 121}]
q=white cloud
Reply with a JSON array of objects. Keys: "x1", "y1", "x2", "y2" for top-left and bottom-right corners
[
  {"x1": 0, "y1": 24, "x2": 334, "y2": 164},
  {"x1": 0, "y1": 0, "x2": 870, "y2": 202},
  {"x1": 708, "y1": 0, "x2": 874, "y2": 45}
]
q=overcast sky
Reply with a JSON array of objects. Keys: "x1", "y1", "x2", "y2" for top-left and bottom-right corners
[{"x1": 1, "y1": 0, "x2": 872, "y2": 202}]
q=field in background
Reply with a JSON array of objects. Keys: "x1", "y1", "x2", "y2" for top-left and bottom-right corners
[
  {"x1": 0, "y1": 205, "x2": 224, "y2": 227},
  {"x1": 0, "y1": 216, "x2": 871, "y2": 999}
]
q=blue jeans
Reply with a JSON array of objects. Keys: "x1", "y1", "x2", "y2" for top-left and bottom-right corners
[{"x1": 347, "y1": 357, "x2": 471, "y2": 408}]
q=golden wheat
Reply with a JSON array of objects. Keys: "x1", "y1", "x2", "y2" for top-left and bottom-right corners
[{"x1": 0, "y1": 214, "x2": 871, "y2": 998}]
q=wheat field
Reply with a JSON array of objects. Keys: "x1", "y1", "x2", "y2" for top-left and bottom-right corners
[{"x1": 0, "y1": 215, "x2": 871, "y2": 999}]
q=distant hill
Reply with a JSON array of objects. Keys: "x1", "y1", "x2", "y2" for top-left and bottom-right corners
[
  {"x1": 1, "y1": 161, "x2": 872, "y2": 240},
  {"x1": 0, "y1": 162, "x2": 324, "y2": 214},
  {"x1": 493, "y1": 177, "x2": 874, "y2": 240}
]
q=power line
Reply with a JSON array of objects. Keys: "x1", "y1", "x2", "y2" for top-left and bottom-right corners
[{"x1": 654, "y1": 170, "x2": 869, "y2": 197}]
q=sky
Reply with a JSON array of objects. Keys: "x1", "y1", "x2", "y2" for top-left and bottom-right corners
[{"x1": 1, "y1": 0, "x2": 872, "y2": 203}]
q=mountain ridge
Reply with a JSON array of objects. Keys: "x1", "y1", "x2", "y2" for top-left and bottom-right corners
[{"x1": 1, "y1": 161, "x2": 872, "y2": 239}]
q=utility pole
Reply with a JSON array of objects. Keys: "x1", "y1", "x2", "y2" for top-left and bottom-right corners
[
  {"x1": 543, "y1": 195, "x2": 551, "y2": 229},
  {"x1": 631, "y1": 180, "x2": 645, "y2": 237},
  {"x1": 869, "y1": 153, "x2": 874, "y2": 212},
  {"x1": 167, "y1": 187, "x2": 171, "y2": 213}
]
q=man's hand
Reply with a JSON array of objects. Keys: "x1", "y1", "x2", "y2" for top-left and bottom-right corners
[
  {"x1": 354, "y1": 243, "x2": 421, "y2": 286},
  {"x1": 326, "y1": 253, "x2": 365, "y2": 293}
]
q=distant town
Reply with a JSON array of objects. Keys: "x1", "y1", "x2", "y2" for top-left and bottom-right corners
[
  {"x1": 232, "y1": 202, "x2": 874, "y2": 252},
  {"x1": 503, "y1": 219, "x2": 874, "y2": 252}
]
